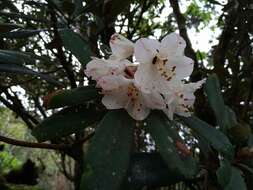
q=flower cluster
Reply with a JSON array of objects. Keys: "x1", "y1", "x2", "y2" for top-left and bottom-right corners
[{"x1": 85, "y1": 33, "x2": 205, "y2": 120}]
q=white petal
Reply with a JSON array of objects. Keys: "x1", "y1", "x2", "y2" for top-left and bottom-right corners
[
  {"x1": 176, "y1": 110, "x2": 191, "y2": 117},
  {"x1": 163, "y1": 106, "x2": 175, "y2": 120},
  {"x1": 185, "y1": 79, "x2": 206, "y2": 91},
  {"x1": 160, "y1": 33, "x2": 186, "y2": 57},
  {"x1": 85, "y1": 58, "x2": 110, "y2": 80},
  {"x1": 102, "y1": 91, "x2": 128, "y2": 109},
  {"x1": 134, "y1": 38, "x2": 160, "y2": 64},
  {"x1": 134, "y1": 63, "x2": 157, "y2": 93},
  {"x1": 166, "y1": 56, "x2": 194, "y2": 80},
  {"x1": 110, "y1": 33, "x2": 134, "y2": 59},
  {"x1": 134, "y1": 63, "x2": 174, "y2": 94},
  {"x1": 98, "y1": 75, "x2": 130, "y2": 90},
  {"x1": 125, "y1": 100, "x2": 150, "y2": 121},
  {"x1": 85, "y1": 57, "x2": 129, "y2": 80},
  {"x1": 141, "y1": 91, "x2": 165, "y2": 109}
]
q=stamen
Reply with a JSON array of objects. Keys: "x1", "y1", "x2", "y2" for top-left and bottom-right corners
[
  {"x1": 171, "y1": 66, "x2": 176, "y2": 72},
  {"x1": 152, "y1": 56, "x2": 158, "y2": 64}
]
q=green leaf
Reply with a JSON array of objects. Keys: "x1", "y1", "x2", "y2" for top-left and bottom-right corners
[
  {"x1": 80, "y1": 110, "x2": 135, "y2": 190},
  {"x1": 0, "y1": 11, "x2": 47, "y2": 23},
  {"x1": 146, "y1": 111, "x2": 198, "y2": 178},
  {"x1": 204, "y1": 74, "x2": 238, "y2": 131},
  {"x1": 180, "y1": 116, "x2": 234, "y2": 159},
  {"x1": 32, "y1": 107, "x2": 102, "y2": 142},
  {"x1": 0, "y1": 63, "x2": 62, "y2": 86},
  {"x1": 217, "y1": 160, "x2": 247, "y2": 190},
  {"x1": 59, "y1": 29, "x2": 91, "y2": 65},
  {"x1": 0, "y1": 29, "x2": 43, "y2": 39},
  {"x1": 0, "y1": 23, "x2": 22, "y2": 33},
  {"x1": 0, "y1": 50, "x2": 38, "y2": 65},
  {"x1": 72, "y1": 0, "x2": 84, "y2": 18},
  {"x1": 44, "y1": 86, "x2": 99, "y2": 109}
]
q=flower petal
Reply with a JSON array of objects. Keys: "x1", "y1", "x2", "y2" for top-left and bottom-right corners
[
  {"x1": 134, "y1": 38, "x2": 160, "y2": 64},
  {"x1": 110, "y1": 33, "x2": 134, "y2": 59},
  {"x1": 141, "y1": 91, "x2": 166, "y2": 109},
  {"x1": 166, "y1": 56, "x2": 194, "y2": 80},
  {"x1": 125, "y1": 100, "x2": 150, "y2": 121},
  {"x1": 85, "y1": 58, "x2": 110, "y2": 80},
  {"x1": 160, "y1": 33, "x2": 186, "y2": 57},
  {"x1": 85, "y1": 57, "x2": 130, "y2": 80},
  {"x1": 98, "y1": 75, "x2": 130, "y2": 90},
  {"x1": 102, "y1": 91, "x2": 128, "y2": 109}
]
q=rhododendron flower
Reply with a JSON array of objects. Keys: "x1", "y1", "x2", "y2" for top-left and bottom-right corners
[
  {"x1": 163, "y1": 79, "x2": 205, "y2": 119},
  {"x1": 85, "y1": 57, "x2": 132, "y2": 81},
  {"x1": 99, "y1": 75, "x2": 165, "y2": 120},
  {"x1": 134, "y1": 33, "x2": 194, "y2": 94},
  {"x1": 109, "y1": 33, "x2": 134, "y2": 60},
  {"x1": 84, "y1": 32, "x2": 205, "y2": 121}
]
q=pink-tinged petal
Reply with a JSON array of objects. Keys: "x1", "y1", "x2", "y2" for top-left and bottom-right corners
[
  {"x1": 134, "y1": 38, "x2": 160, "y2": 64},
  {"x1": 98, "y1": 75, "x2": 130, "y2": 90},
  {"x1": 125, "y1": 100, "x2": 150, "y2": 121},
  {"x1": 110, "y1": 33, "x2": 134, "y2": 59},
  {"x1": 85, "y1": 57, "x2": 130, "y2": 80},
  {"x1": 85, "y1": 58, "x2": 109, "y2": 80},
  {"x1": 160, "y1": 33, "x2": 186, "y2": 57},
  {"x1": 166, "y1": 56, "x2": 194, "y2": 80}
]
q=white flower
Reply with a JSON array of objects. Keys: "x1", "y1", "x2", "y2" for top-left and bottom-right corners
[
  {"x1": 163, "y1": 79, "x2": 205, "y2": 120},
  {"x1": 99, "y1": 75, "x2": 165, "y2": 120},
  {"x1": 85, "y1": 57, "x2": 132, "y2": 81},
  {"x1": 109, "y1": 33, "x2": 134, "y2": 60},
  {"x1": 134, "y1": 33, "x2": 194, "y2": 94}
]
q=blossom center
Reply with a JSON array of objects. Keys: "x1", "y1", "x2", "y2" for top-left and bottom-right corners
[
  {"x1": 152, "y1": 55, "x2": 176, "y2": 81},
  {"x1": 127, "y1": 83, "x2": 142, "y2": 112},
  {"x1": 124, "y1": 66, "x2": 137, "y2": 79},
  {"x1": 127, "y1": 83, "x2": 139, "y2": 100}
]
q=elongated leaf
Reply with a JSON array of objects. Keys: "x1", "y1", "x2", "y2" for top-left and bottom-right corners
[
  {"x1": 0, "y1": 63, "x2": 61, "y2": 86},
  {"x1": 205, "y1": 74, "x2": 237, "y2": 131},
  {"x1": 217, "y1": 160, "x2": 247, "y2": 190},
  {"x1": 0, "y1": 50, "x2": 37, "y2": 65},
  {"x1": 59, "y1": 29, "x2": 91, "y2": 65},
  {"x1": 32, "y1": 107, "x2": 102, "y2": 142},
  {"x1": 44, "y1": 86, "x2": 99, "y2": 109},
  {"x1": 180, "y1": 116, "x2": 234, "y2": 159},
  {"x1": 72, "y1": 0, "x2": 84, "y2": 17},
  {"x1": 81, "y1": 110, "x2": 135, "y2": 190},
  {"x1": 125, "y1": 153, "x2": 183, "y2": 188},
  {"x1": 0, "y1": 11, "x2": 47, "y2": 23},
  {"x1": 0, "y1": 29, "x2": 43, "y2": 39},
  {"x1": 0, "y1": 23, "x2": 22, "y2": 33},
  {"x1": 146, "y1": 111, "x2": 198, "y2": 178}
]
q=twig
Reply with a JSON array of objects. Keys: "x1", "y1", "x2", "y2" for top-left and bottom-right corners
[
  {"x1": 0, "y1": 88, "x2": 37, "y2": 129},
  {"x1": 0, "y1": 135, "x2": 68, "y2": 150},
  {"x1": 50, "y1": 9, "x2": 77, "y2": 88},
  {"x1": 0, "y1": 132, "x2": 94, "y2": 151}
]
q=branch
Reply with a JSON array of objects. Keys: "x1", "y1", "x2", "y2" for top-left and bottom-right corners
[
  {"x1": 169, "y1": 0, "x2": 199, "y2": 81},
  {"x1": 0, "y1": 135, "x2": 68, "y2": 150},
  {"x1": 50, "y1": 9, "x2": 77, "y2": 88},
  {"x1": 0, "y1": 87, "x2": 38, "y2": 129},
  {"x1": 0, "y1": 132, "x2": 94, "y2": 151},
  {"x1": 212, "y1": 10, "x2": 238, "y2": 82}
]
